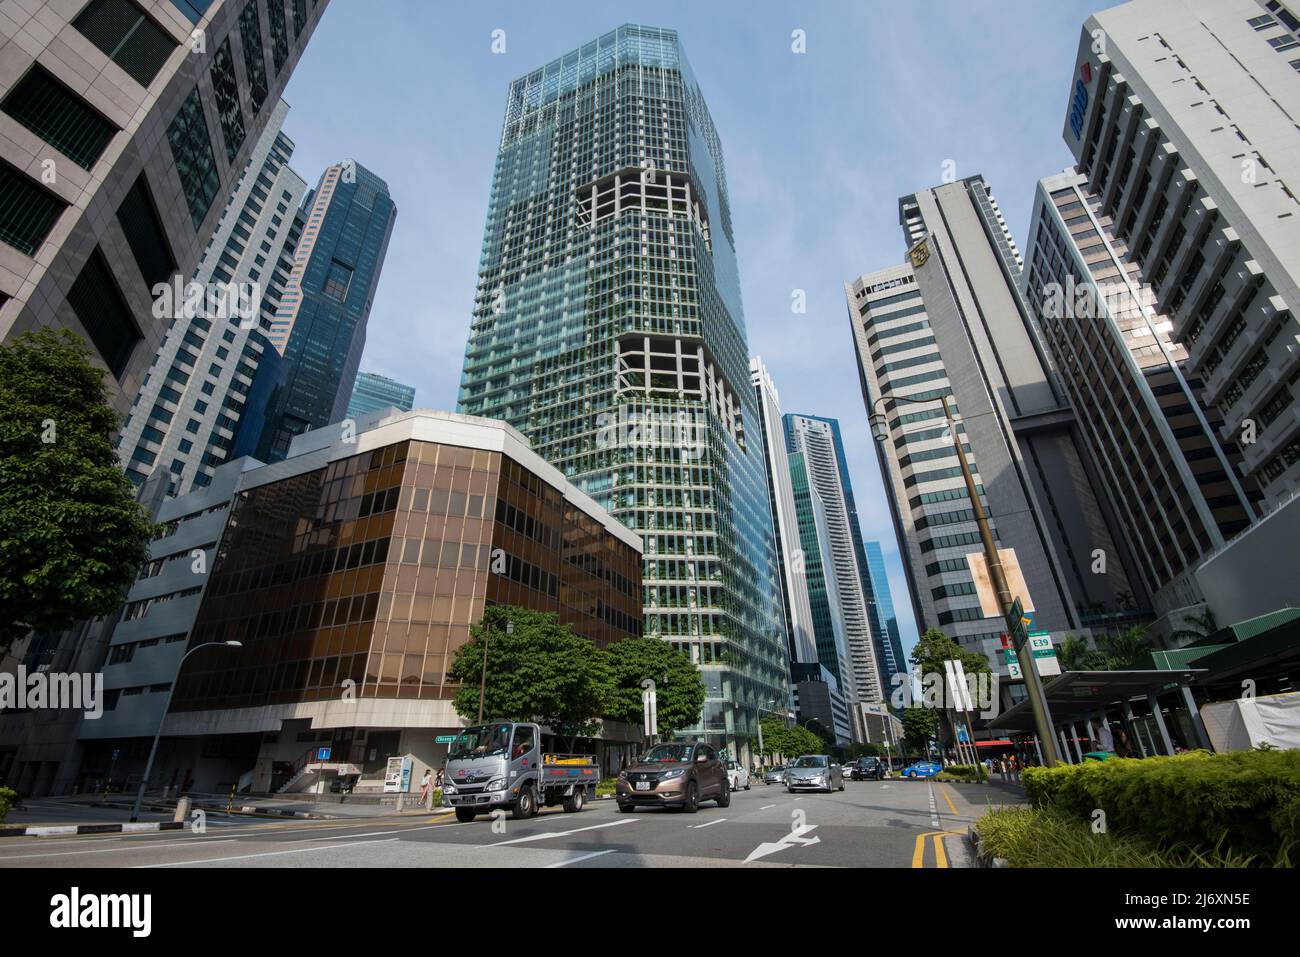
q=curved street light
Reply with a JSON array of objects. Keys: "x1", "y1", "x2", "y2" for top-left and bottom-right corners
[
  {"x1": 130, "y1": 640, "x2": 242, "y2": 822},
  {"x1": 868, "y1": 391, "x2": 1059, "y2": 767}
]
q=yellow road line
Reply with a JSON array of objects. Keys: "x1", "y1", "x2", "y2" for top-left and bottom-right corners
[
  {"x1": 932, "y1": 832, "x2": 948, "y2": 868},
  {"x1": 911, "y1": 828, "x2": 966, "y2": 868},
  {"x1": 940, "y1": 784, "x2": 960, "y2": 818}
]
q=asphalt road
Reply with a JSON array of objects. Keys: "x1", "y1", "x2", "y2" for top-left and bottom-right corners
[{"x1": 0, "y1": 778, "x2": 1022, "y2": 868}]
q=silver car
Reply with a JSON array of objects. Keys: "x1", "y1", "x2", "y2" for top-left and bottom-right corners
[
  {"x1": 762, "y1": 765, "x2": 786, "y2": 786},
  {"x1": 785, "y1": 754, "x2": 844, "y2": 793}
]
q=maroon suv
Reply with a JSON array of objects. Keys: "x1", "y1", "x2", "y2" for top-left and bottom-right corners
[{"x1": 616, "y1": 742, "x2": 730, "y2": 813}]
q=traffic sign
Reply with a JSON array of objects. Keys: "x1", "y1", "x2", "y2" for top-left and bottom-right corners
[
  {"x1": 434, "y1": 735, "x2": 456, "y2": 744},
  {"x1": 317, "y1": 747, "x2": 331, "y2": 761}
]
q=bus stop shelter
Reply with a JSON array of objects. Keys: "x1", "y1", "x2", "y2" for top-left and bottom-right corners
[{"x1": 988, "y1": 668, "x2": 1209, "y2": 762}]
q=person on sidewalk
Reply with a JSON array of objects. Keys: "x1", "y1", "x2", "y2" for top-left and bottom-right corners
[{"x1": 418, "y1": 768, "x2": 432, "y2": 807}]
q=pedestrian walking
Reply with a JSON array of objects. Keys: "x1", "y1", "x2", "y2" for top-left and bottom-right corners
[{"x1": 418, "y1": 768, "x2": 433, "y2": 806}]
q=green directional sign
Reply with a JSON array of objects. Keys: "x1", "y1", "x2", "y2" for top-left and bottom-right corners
[
  {"x1": 435, "y1": 735, "x2": 457, "y2": 744},
  {"x1": 1005, "y1": 598, "x2": 1031, "y2": 652}
]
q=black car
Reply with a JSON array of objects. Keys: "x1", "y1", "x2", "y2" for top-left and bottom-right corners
[{"x1": 849, "y1": 757, "x2": 886, "y2": 781}]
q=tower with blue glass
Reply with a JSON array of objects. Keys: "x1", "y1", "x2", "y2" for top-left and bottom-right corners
[
  {"x1": 458, "y1": 25, "x2": 789, "y2": 756},
  {"x1": 258, "y1": 160, "x2": 397, "y2": 461}
]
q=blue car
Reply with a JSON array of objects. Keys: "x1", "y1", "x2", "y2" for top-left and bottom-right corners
[{"x1": 902, "y1": 762, "x2": 942, "y2": 779}]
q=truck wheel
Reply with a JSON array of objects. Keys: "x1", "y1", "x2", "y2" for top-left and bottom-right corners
[
  {"x1": 562, "y1": 787, "x2": 585, "y2": 813},
  {"x1": 454, "y1": 808, "x2": 477, "y2": 823},
  {"x1": 512, "y1": 785, "x2": 537, "y2": 820}
]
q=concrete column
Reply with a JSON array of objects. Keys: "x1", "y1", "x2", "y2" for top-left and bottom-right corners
[
  {"x1": 1147, "y1": 690, "x2": 1175, "y2": 755},
  {"x1": 1069, "y1": 722, "x2": 1085, "y2": 762},
  {"x1": 1120, "y1": 699, "x2": 1147, "y2": 757},
  {"x1": 1179, "y1": 682, "x2": 1213, "y2": 751},
  {"x1": 1058, "y1": 728, "x2": 1073, "y2": 764}
]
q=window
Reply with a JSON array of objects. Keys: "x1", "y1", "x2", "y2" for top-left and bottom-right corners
[
  {"x1": 67, "y1": 248, "x2": 141, "y2": 378},
  {"x1": 1249, "y1": 14, "x2": 1278, "y2": 29},
  {"x1": 0, "y1": 161, "x2": 65, "y2": 256},
  {"x1": 170, "y1": 0, "x2": 215, "y2": 24},
  {"x1": 167, "y1": 87, "x2": 220, "y2": 228},
  {"x1": 73, "y1": 0, "x2": 177, "y2": 88},
  {"x1": 209, "y1": 37, "x2": 245, "y2": 161},
  {"x1": 1269, "y1": 35, "x2": 1300, "y2": 50},
  {"x1": 267, "y1": 0, "x2": 290, "y2": 73},
  {"x1": 322, "y1": 260, "x2": 353, "y2": 301},
  {"x1": 117, "y1": 173, "x2": 177, "y2": 289},
  {"x1": 2, "y1": 66, "x2": 118, "y2": 169}
]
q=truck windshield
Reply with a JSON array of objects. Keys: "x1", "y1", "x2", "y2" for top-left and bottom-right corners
[
  {"x1": 448, "y1": 724, "x2": 511, "y2": 761},
  {"x1": 642, "y1": 744, "x2": 693, "y2": 763}
]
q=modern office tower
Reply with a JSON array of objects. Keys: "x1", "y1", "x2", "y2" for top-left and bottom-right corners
[
  {"x1": 348, "y1": 371, "x2": 417, "y2": 419},
  {"x1": 1062, "y1": 0, "x2": 1300, "y2": 505},
  {"x1": 116, "y1": 100, "x2": 307, "y2": 493},
  {"x1": 865, "y1": 540, "x2": 908, "y2": 687},
  {"x1": 790, "y1": 662, "x2": 853, "y2": 745},
  {"x1": 74, "y1": 409, "x2": 642, "y2": 795},
  {"x1": 256, "y1": 160, "x2": 397, "y2": 461},
  {"x1": 0, "y1": 0, "x2": 328, "y2": 412},
  {"x1": 1024, "y1": 169, "x2": 1263, "y2": 629},
  {"x1": 456, "y1": 25, "x2": 790, "y2": 756},
  {"x1": 785, "y1": 413, "x2": 884, "y2": 705},
  {"x1": 751, "y1": 358, "x2": 818, "y2": 667},
  {"x1": 846, "y1": 176, "x2": 1141, "y2": 672}
]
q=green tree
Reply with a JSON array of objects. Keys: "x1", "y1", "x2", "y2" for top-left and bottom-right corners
[
  {"x1": 1060, "y1": 633, "x2": 1108, "y2": 672},
  {"x1": 0, "y1": 329, "x2": 155, "y2": 656},
  {"x1": 604, "y1": 637, "x2": 705, "y2": 740},
  {"x1": 901, "y1": 706, "x2": 939, "y2": 755},
  {"x1": 910, "y1": 627, "x2": 991, "y2": 679},
  {"x1": 755, "y1": 715, "x2": 822, "y2": 762},
  {"x1": 447, "y1": 605, "x2": 612, "y2": 748},
  {"x1": 1168, "y1": 608, "x2": 1219, "y2": 645},
  {"x1": 1099, "y1": 625, "x2": 1151, "y2": 670}
]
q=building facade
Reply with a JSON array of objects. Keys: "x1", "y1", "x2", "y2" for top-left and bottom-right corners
[
  {"x1": 0, "y1": 0, "x2": 327, "y2": 412},
  {"x1": 864, "y1": 540, "x2": 907, "y2": 689},
  {"x1": 258, "y1": 160, "x2": 397, "y2": 461},
  {"x1": 1024, "y1": 169, "x2": 1263, "y2": 628},
  {"x1": 784, "y1": 413, "x2": 885, "y2": 705},
  {"x1": 67, "y1": 409, "x2": 644, "y2": 795},
  {"x1": 846, "y1": 177, "x2": 1141, "y2": 673},
  {"x1": 1062, "y1": 0, "x2": 1300, "y2": 504},
  {"x1": 456, "y1": 25, "x2": 789, "y2": 757},
  {"x1": 116, "y1": 99, "x2": 307, "y2": 493},
  {"x1": 347, "y1": 371, "x2": 416, "y2": 420}
]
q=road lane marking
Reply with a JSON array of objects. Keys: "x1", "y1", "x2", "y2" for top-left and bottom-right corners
[
  {"x1": 310, "y1": 824, "x2": 446, "y2": 841},
  {"x1": 933, "y1": 832, "x2": 949, "y2": 868},
  {"x1": 484, "y1": 817, "x2": 637, "y2": 848},
  {"x1": 0, "y1": 839, "x2": 236, "y2": 861},
  {"x1": 743, "y1": 823, "x2": 819, "y2": 863},
  {"x1": 926, "y1": 783, "x2": 940, "y2": 828},
  {"x1": 911, "y1": 829, "x2": 964, "y2": 868},
  {"x1": 544, "y1": 849, "x2": 616, "y2": 868},
  {"x1": 689, "y1": 817, "x2": 727, "y2": 829},
  {"x1": 760, "y1": 804, "x2": 776, "y2": 810},
  {"x1": 137, "y1": 837, "x2": 397, "y2": 867}
]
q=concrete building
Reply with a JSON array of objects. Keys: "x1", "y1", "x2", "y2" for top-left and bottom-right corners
[
  {"x1": 790, "y1": 662, "x2": 853, "y2": 746},
  {"x1": 845, "y1": 177, "x2": 1142, "y2": 674},
  {"x1": 1061, "y1": 0, "x2": 1300, "y2": 504},
  {"x1": 116, "y1": 99, "x2": 307, "y2": 494},
  {"x1": 44, "y1": 409, "x2": 644, "y2": 796},
  {"x1": 457, "y1": 25, "x2": 790, "y2": 758},
  {"x1": 258, "y1": 160, "x2": 397, "y2": 461},
  {"x1": 785, "y1": 413, "x2": 885, "y2": 705},
  {"x1": 1024, "y1": 169, "x2": 1263, "y2": 632},
  {"x1": 347, "y1": 370, "x2": 416, "y2": 420},
  {"x1": 0, "y1": 0, "x2": 327, "y2": 413}
]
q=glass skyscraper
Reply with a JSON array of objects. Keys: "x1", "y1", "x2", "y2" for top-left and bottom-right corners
[
  {"x1": 865, "y1": 540, "x2": 907, "y2": 688},
  {"x1": 457, "y1": 25, "x2": 788, "y2": 755},
  {"x1": 347, "y1": 371, "x2": 417, "y2": 419},
  {"x1": 258, "y1": 161, "x2": 397, "y2": 461}
]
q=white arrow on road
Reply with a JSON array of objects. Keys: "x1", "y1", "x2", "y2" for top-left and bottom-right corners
[{"x1": 743, "y1": 823, "x2": 820, "y2": 863}]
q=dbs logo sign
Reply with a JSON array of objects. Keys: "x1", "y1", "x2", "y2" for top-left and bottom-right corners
[{"x1": 1069, "y1": 61, "x2": 1092, "y2": 140}]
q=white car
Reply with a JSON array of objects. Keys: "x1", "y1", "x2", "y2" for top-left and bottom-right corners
[{"x1": 725, "y1": 761, "x2": 751, "y2": 791}]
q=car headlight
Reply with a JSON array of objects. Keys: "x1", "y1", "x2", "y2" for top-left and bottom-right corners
[
  {"x1": 618, "y1": 770, "x2": 627, "y2": 780},
  {"x1": 443, "y1": 783, "x2": 457, "y2": 794},
  {"x1": 661, "y1": 768, "x2": 685, "y2": 779},
  {"x1": 486, "y1": 778, "x2": 507, "y2": 791}
]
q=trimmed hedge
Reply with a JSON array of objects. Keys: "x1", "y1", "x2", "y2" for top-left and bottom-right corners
[
  {"x1": 0, "y1": 786, "x2": 16, "y2": 824},
  {"x1": 1022, "y1": 749, "x2": 1300, "y2": 862},
  {"x1": 940, "y1": 764, "x2": 987, "y2": 781}
]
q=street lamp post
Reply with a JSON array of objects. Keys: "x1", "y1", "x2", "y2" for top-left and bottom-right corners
[
  {"x1": 477, "y1": 618, "x2": 515, "y2": 724},
  {"x1": 870, "y1": 393, "x2": 1059, "y2": 767},
  {"x1": 130, "y1": 640, "x2": 242, "y2": 822}
]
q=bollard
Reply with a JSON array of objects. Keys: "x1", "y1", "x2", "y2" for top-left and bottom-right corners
[
  {"x1": 174, "y1": 795, "x2": 191, "y2": 823},
  {"x1": 227, "y1": 783, "x2": 236, "y2": 814},
  {"x1": 396, "y1": 791, "x2": 404, "y2": 812}
]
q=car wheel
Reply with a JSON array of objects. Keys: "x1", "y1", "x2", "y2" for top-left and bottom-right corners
[
  {"x1": 716, "y1": 778, "x2": 731, "y2": 808},
  {"x1": 908, "y1": 771, "x2": 918, "y2": 779},
  {"x1": 454, "y1": 807, "x2": 477, "y2": 823},
  {"x1": 511, "y1": 785, "x2": 536, "y2": 820},
  {"x1": 562, "y1": 787, "x2": 584, "y2": 813},
  {"x1": 617, "y1": 802, "x2": 635, "y2": 813},
  {"x1": 682, "y1": 781, "x2": 699, "y2": 813}
]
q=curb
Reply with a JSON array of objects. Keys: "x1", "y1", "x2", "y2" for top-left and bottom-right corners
[
  {"x1": 91, "y1": 799, "x2": 333, "y2": 820},
  {"x1": 966, "y1": 824, "x2": 1009, "y2": 868},
  {"x1": 0, "y1": 821, "x2": 187, "y2": 838},
  {"x1": 237, "y1": 805, "x2": 329, "y2": 819}
]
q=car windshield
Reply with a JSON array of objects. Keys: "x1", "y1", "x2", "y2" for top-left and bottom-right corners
[
  {"x1": 727, "y1": 761, "x2": 738, "y2": 769},
  {"x1": 792, "y1": 756, "x2": 827, "y2": 768},
  {"x1": 447, "y1": 724, "x2": 511, "y2": 761},
  {"x1": 769, "y1": 766, "x2": 784, "y2": 772},
  {"x1": 642, "y1": 744, "x2": 693, "y2": 763}
]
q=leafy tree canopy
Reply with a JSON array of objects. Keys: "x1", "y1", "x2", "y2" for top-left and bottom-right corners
[
  {"x1": 910, "y1": 627, "x2": 991, "y2": 680},
  {"x1": 901, "y1": 706, "x2": 939, "y2": 753},
  {"x1": 0, "y1": 329, "x2": 155, "y2": 656},
  {"x1": 605, "y1": 636, "x2": 705, "y2": 740}
]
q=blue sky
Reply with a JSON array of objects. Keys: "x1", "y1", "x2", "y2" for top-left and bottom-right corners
[{"x1": 279, "y1": 0, "x2": 1111, "y2": 663}]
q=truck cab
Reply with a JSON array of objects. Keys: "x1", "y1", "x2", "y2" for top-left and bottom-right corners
[{"x1": 442, "y1": 721, "x2": 597, "y2": 823}]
